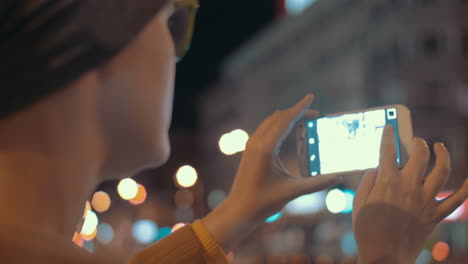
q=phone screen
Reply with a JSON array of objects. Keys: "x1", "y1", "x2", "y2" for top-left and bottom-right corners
[{"x1": 306, "y1": 108, "x2": 401, "y2": 176}]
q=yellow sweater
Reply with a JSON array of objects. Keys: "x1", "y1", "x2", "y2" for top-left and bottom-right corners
[
  {"x1": 0, "y1": 220, "x2": 227, "y2": 264},
  {"x1": 130, "y1": 220, "x2": 228, "y2": 264}
]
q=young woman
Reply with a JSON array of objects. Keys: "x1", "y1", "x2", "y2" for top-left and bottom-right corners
[{"x1": 0, "y1": 0, "x2": 466, "y2": 263}]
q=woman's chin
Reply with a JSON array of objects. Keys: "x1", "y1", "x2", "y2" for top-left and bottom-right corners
[{"x1": 100, "y1": 137, "x2": 171, "y2": 181}]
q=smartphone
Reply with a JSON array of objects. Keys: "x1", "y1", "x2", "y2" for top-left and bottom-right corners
[{"x1": 296, "y1": 105, "x2": 413, "y2": 177}]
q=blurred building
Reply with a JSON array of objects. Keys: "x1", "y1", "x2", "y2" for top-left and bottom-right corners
[
  {"x1": 202, "y1": 0, "x2": 468, "y2": 184},
  {"x1": 199, "y1": 0, "x2": 468, "y2": 262}
]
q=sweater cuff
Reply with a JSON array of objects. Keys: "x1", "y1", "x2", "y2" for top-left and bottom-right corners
[{"x1": 192, "y1": 220, "x2": 228, "y2": 264}]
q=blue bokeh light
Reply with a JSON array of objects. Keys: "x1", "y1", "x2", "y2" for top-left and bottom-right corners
[
  {"x1": 83, "y1": 241, "x2": 94, "y2": 253},
  {"x1": 157, "y1": 227, "x2": 172, "y2": 241},
  {"x1": 340, "y1": 231, "x2": 357, "y2": 255},
  {"x1": 266, "y1": 211, "x2": 283, "y2": 223},
  {"x1": 415, "y1": 250, "x2": 432, "y2": 264},
  {"x1": 96, "y1": 223, "x2": 114, "y2": 244},
  {"x1": 285, "y1": 0, "x2": 318, "y2": 16},
  {"x1": 342, "y1": 190, "x2": 355, "y2": 214},
  {"x1": 133, "y1": 220, "x2": 158, "y2": 244}
]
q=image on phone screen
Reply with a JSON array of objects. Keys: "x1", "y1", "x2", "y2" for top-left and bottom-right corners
[{"x1": 306, "y1": 108, "x2": 401, "y2": 176}]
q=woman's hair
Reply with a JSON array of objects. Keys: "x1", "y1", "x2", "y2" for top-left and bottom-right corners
[{"x1": 0, "y1": 0, "x2": 169, "y2": 119}]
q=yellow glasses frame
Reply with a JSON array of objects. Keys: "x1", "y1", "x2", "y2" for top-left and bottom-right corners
[{"x1": 173, "y1": 0, "x2": 200, "y2": 61}]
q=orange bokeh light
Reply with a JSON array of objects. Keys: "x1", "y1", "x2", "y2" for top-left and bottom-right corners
[
  {"x1": 91, "y1": 191, "x2": 111, "y2": 213},
  {"x1": 82, "y1": 228, "x2": 97, "y2": 241},
  {"x1": 172, "y1": 223, "x2": 186, "y2": 232},
  {"x1": 432, "y1": 241, "x2": 450, "y2": 262},
  {"x1": 83, "y1": 201, "x2": 91, "y2": 219},
  {"x1": 129, "y1": 184, "x2": 147, "y2": 205},
  {"x1": 72, "y1": 232, "x2": 84, "y2": 247},
  {"x1": 227, "y1": 252, "x2": 234, "y2": 262}
]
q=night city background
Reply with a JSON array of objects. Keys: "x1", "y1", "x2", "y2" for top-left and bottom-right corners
[{"x1": 73, "y1": 0, "x2": 468, "y2": 263}]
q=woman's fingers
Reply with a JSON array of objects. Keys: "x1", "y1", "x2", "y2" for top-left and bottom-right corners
[
  {"x1": 289, "y1": 174, "x2": 343, "y2": 199},
  {"x1": 423, "y1": 143, "x2": 451, "y2": 201},
  {"x1": 402, "y1": 138, "x2": 430, "y2": 185},
  {"x1": 271, "y1": 94, "x2": 315, "y2": 145},
  {"x1": 353, "y1": 169, "x2": 378, "y2": 223},
  {"x1": 300, "y1": 109, "x2": 320, "y2": 121},
  {"x1": 255, "y1": 94, "x2": 314, "y2": 154},
  {"x1": 434, "y1": 179, "x2": 468, "y2": 222},
  {"x1": 377, "y1": 125, "x2": 398, "y2": 183}
]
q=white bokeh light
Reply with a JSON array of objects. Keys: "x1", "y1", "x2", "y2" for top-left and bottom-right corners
[
  {"x1": 285, "y1": 191, "x2": 326, "y2": 215},
  {"x1": 176, "y1": 165, "x2": 198, "y2": 188},
  {"x1": 219, "y1": 129, "x2": 249, "y2": 155},
  {"x1": 117, "y1": 178, "x2": 138, "y2": 200},
  {"x1": 325, "y1": 189, "x2": 346, "y2": 214},
  {"x1": 445, "y1": 205, "x2": 464, "y2": 221},
  {"x1": 81, "y1": 210, "x2": 98, "y2": 236}
]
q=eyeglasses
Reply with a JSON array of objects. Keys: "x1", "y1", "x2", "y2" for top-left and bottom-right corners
[{"x1": 168, "y1": 0, "x2": 200, "y2": 62}]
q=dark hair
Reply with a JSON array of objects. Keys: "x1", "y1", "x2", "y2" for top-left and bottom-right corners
[{"x1": 0, "y1": 0, "x2": 169, "y2": 119}]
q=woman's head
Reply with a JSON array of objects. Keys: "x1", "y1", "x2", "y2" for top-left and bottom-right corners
[
  {"x1": 0, "y1": 0, "x2": 198, "y2": 180},
  {"x1": 96, "y1": 5, "x2": 176, "y2": 178}
]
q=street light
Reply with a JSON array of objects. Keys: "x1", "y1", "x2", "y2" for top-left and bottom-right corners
[{"x1": 219, "y1": 129, "x2": 249, "y2": 155}]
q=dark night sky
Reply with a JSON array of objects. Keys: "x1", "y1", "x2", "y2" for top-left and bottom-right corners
[{"x1": 171, "y1": 0, "x2": 276, "y2": 130}]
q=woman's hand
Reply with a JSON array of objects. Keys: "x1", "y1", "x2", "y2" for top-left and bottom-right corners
[
  {"x1": 202, "y1": 94, "x2": 342, "y2": 252},
  {"x1": 353, "y1": 125, "x2": 468, "y2": 264}
]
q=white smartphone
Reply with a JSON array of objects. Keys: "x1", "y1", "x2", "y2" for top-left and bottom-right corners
[{"x1": 296, "y1": 105, "x2": 413, "y2": 177}]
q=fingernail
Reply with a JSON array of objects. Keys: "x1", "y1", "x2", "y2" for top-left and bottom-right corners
[{"x1": 304, "y1": 94, "x2": 313, "y2": 101}]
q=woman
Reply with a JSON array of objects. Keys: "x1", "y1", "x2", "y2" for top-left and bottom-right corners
[{"x1": 0, "y1": 0, "x2": 466, "y2": 263}]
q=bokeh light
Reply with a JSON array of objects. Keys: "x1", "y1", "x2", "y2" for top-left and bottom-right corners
[
  {"x1": 218, "y1": 129, "x2": 249, "y2": 155},
  {"x1": 227, "y1": 252, "x2": 235, "y2": 262},
  {"x1": 208, "y1": 189, "x2": 227, "y2": 210},
  {"x1": 432, "y1": 241, "x2": 450, "y2": 262},
  {"x1": 285, "y1": 0, "x2": 318, "y2": 16},
  {"x1": 172, "y1": 223, "x2": 186, "y2": 232},
  {"x1": 436, "y1": 191, "x2": 467, "y2": 221},
  {"x1": 133, "y1": 220, "x2": 158, "y2": 244},
  {"x1": 72, "y1": 232, "x2": 83, "y2": 248},
  {"x1": 342, "y1": 190, "x2": 355, "y2": 214},
  {"x1": 81, "y1": 210, "x2": 99, "y2": 236},
  {"x1": 82, "y1": 228, "x2": 97, "y2": 241},
  {"x1": 174, "y1": 189, "x2": 194, "y2": 207},
  {"x1": 129, "y1": 184, "x2": 147, "y2": 205},
  {"x1": 340, "y1": 231, "x2": 357, "y2": 255},
  {"x1": 325, "y1": 189, "x2": 346, "y2": 214},
  {"x1": 416, "y1": 250, "x2": 432, "y2": 264},
  {"x1": 83, "y1": 201, "x2": 91, "y2": 219},
  {"x1": 175, "y1": 165, "x2": 198, "y2": 188},
  {"x1": 83, "y1": 241, "x2": 94, "y2": 253},
  {"x1": 157, "y1": 227, "x2": 172, "y2": 241},
  {"x1": 91, "y1": 191, "x2": 111, "y2": 213},
  {"x1": 266, "y1": 211, "x2": 283, "y2": 223},
  {"x1": 285, "y1": 191, "x2": 326, "y2": 215},
  {"x1": 117, "y1": 178, "x2": 138, "y2": 200},
  {"x1": 96, "y1": 223, "x2": 114, "y2": 244},
  {"x1": 446, "y1": 205, "x2": 465, "y2": 221}
]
